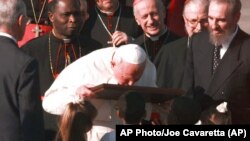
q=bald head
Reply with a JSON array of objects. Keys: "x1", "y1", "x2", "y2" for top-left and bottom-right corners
[
  {"x1": 116, "y1": 91, "x2": 146, "y2": 124},
  {"x1": 183, "y1": 0, "x2": 209, "y2": 36},
  {"x1": 183, "y1": 0, "x2": 209, "y2": 15}
]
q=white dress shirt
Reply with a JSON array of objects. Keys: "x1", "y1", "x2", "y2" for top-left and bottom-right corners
[{"x1": 220, "y1": 26, "x2": 238, "y2": 59}]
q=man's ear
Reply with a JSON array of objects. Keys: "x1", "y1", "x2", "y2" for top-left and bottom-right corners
[
  {"x1": 17, "y1": 14, "x2": 24, "y2": 27},
  {"x1": 48, "y1": 12, "x2": 54, "y2": 23},
  {"x1": 234, "y1": 12, "x2": 241, "y2": 24},
  {"x1": 135, "y1": 17, "x2": 141, "y2": 26},
  {"x1": 111, "y1": 60, "x2": 115, "y2": 67}
]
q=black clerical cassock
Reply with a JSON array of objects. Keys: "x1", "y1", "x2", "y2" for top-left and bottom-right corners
[{"x1": 50, "y1": 37, "x2": 80, "y2": 79}]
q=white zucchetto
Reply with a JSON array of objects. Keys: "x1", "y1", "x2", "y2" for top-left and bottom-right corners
[{"x1": 114, "y1": 44, "x2": 146, "y2": 64}]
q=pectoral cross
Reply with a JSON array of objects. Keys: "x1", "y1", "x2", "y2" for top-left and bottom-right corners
[
  {"x1": 107, "y1": 40, "x2": 113, "y2": 45},
  {"x1": 32, "y1": 25, "x2": 42, "y2": 37},
  {"x1": 107, "y1": 40, "x2": 116, "y2": 47}
]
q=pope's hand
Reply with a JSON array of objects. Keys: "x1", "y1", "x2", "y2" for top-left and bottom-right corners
[{"x1": 76, "y1": 84, "x2": 95, "y2": 100}]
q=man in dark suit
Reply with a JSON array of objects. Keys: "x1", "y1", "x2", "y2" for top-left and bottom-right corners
[
  {"x1": 154, "y1": 0, "x2": 209, "y2": 88},
  {"x1": 182, "y1": 0, "x2": 250, "y2": 124},
  {"x1": 0, "y1": 0, "x2": 45, "y2": 140},
  {"x1": 154, "y1": 38, "x2": 188, "y2": 88}
]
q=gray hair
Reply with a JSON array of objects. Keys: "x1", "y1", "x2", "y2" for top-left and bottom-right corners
[
  {"x1": 133, "y1": 0, "x2": 165, "y2": 18},
  {"x1": 183, "y1": 0, "x2": 209, "y2": 15},
  {"x1": 209, "y1": 0, "x2": 241, "y2": 17},
  {"x1": 0, "y1": 0, "x2": 26, "y2": 27}
]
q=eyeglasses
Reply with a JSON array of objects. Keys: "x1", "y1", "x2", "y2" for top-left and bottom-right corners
[{"x1": 184, "y1": 16, "x2": 208, "y2": 27}]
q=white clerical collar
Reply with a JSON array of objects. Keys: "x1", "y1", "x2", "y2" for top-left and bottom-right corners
[
  {"x1": 146, "y1": 27, "x2": 167, "y2": 41},
  {"x1": 0, "y1": 32, "x2": 17, "y2": 43}
]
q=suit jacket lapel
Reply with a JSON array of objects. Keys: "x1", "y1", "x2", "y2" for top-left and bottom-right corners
[
  {"x1": 207, "y1": 30, "x2": 245, "y2": 96},
  {"x1": 194, "y1": 34, "x2": 214, "y2": 87},
  {"x1": 201, "y1": 43, "x2": 214, "y2": 82}
]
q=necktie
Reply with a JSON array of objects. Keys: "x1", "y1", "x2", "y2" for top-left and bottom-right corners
[{"x1": 212, "y1": 45, "x2": 222, "y2": 74}]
